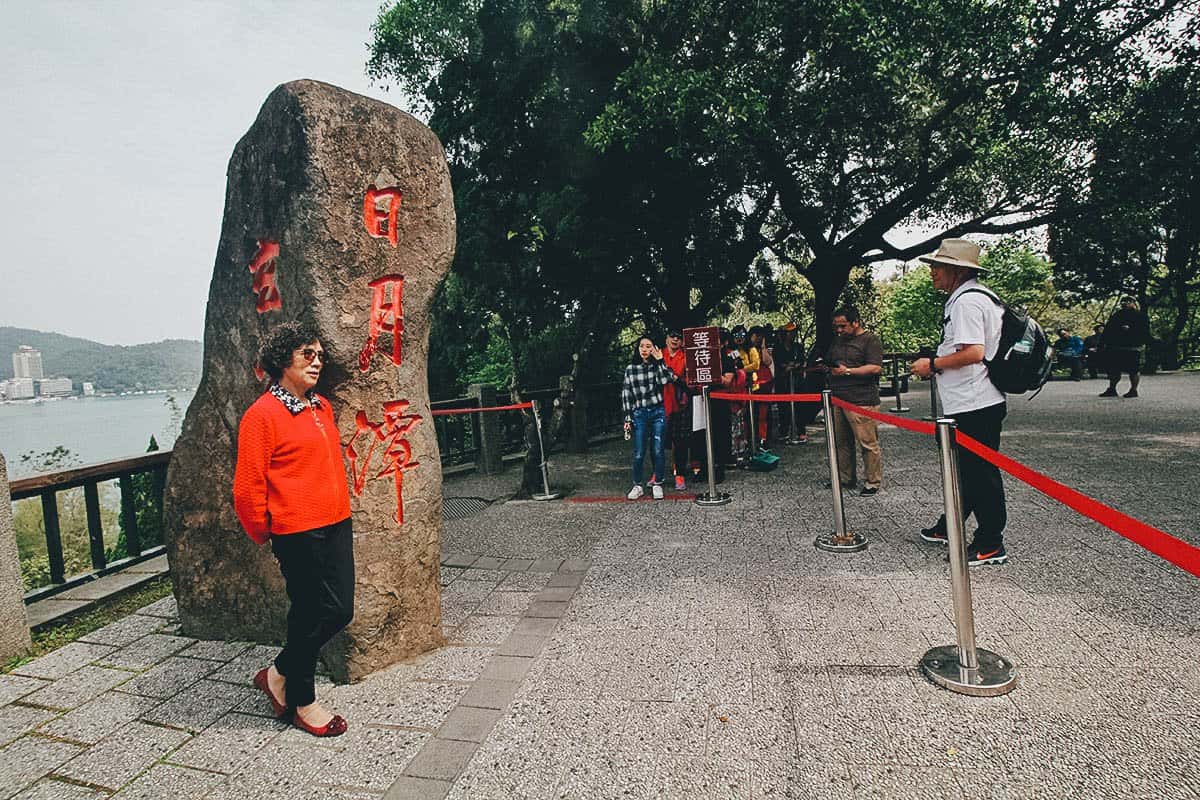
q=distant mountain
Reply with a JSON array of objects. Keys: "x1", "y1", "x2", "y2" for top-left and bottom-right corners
[{"x1": 0, "y1": 327, "x2": 202, "y2": 392}]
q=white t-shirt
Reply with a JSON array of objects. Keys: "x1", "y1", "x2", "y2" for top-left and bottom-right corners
[{"x1": 936, "y1": 279, "x2": 1006, "y2": 415}]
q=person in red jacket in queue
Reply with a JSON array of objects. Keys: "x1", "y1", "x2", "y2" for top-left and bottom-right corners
[
  {"x1": 661, "y1": 329, "x2": 691, "y2": 490},
  {"x1": 233, "y1": 321, "x2": 353, "y2": 737}
]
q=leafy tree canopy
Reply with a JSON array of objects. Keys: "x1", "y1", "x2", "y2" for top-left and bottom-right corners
[{"x1": 1052, "y1": 50, "x2": 1200, "y2": 367}]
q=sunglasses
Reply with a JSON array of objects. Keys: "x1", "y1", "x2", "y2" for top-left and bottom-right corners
[{"x1": 298, "y1": 347, "x2": 326, "y2": 363}]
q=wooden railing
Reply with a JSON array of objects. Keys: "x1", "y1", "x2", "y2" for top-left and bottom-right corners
[{"x1": 9, "y1": 451, "x2": 170, "y2": 602}]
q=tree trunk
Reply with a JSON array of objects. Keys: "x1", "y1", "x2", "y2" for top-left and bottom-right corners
[
  {"x1": 805, "y1": 257, "x2": 854, "y2": 356},
  {"x1": 497, "y1": 319, "x2": 543, "y2": 499}
]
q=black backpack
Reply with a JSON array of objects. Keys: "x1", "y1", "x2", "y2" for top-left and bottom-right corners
[{"x1": 946, "y1": 288, "x2": 1054, "y2": 396}]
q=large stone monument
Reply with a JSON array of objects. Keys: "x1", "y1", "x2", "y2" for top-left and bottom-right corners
[
  {"x1": 164, "y1": 80, "x2": 455, "y2": 681},
  {"x1": 0, "y1": 454, "x2": 32, "y2": 662}
]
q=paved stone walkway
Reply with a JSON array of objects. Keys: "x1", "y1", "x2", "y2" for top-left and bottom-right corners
[{"x1": 2, "y1": 373, "x2": 1198, "y2": 799}]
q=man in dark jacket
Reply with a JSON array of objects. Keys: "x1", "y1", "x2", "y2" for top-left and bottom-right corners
[{"x1": 1099, "y1": 298, "x2": 1152, "y2": 398}]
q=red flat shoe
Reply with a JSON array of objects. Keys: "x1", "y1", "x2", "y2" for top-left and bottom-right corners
[
  {"x1": 292, "y1": 711, "x2": 348, "y2": 738},
  {"x1": 253, "y1": 668, "x2": 289, "y2": 718}
]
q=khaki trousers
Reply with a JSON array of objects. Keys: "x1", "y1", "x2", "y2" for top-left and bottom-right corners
[{"x1": 831, "y1": 403, "x2": 882, "y2": 489}]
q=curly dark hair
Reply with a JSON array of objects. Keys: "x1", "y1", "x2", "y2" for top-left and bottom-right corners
[{"x1": 258, "y1": 321, "x2": 326, "y2": 381}]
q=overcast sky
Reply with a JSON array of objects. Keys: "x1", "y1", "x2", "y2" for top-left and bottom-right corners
[{"x1": 0, "y1": 1, "x2": 400, "y2": 345}]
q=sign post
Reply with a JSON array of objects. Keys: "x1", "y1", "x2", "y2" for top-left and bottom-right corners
[{"x1": 684, "y1": 327, "x2": 730, "y2": 507}]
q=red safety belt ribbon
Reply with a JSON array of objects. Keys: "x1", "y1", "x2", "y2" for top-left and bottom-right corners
[
  {"x1": 955, "y1": 432, "x2": 1200, "y2": 580},
  {"x1": 431, "y1": 402, "x2": 534, "y2": 416},
  {"x1": 829, "y1": 396, "x2": 937, "y2": 436},
  {"x1": 709, "y1": 392, "x2": 823, "y2": 403}
]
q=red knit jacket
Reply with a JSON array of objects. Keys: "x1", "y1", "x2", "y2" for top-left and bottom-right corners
[
  {"x1": 662, "y1": 347, "x2": 687, "y2": 415},
  {"x1": 232, "y1": 391, "x2": 352, "y2": 544}
]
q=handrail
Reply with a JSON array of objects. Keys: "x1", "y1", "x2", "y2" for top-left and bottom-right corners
[{"x1": 10, "y1": 451, "x2": 172, "y2": 500}]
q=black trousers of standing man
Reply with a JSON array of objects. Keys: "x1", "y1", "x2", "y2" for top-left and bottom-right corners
[
  {"x1": 929, "y1": 401, "x2": 1007, "y2": 550},
  {"x1": 270, "y1": 517, "x2": 355, "y2": 708}
]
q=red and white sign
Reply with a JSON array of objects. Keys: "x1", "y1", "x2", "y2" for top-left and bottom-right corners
[{"x1": 683, "y1": 326, "x2": 721, "y2": 386}]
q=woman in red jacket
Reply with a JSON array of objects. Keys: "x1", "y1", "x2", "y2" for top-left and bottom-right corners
[{"x1": 233, "y1": 321, "x2": 353, "y2": 738}]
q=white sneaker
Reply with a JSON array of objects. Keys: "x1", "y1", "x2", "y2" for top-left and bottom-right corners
[
  {"x1": 627, "y1": 485, "x2": 644, "y2": 500},
  {"x1": 651, "y1": 484, "x2": 664, "y2": 500}
]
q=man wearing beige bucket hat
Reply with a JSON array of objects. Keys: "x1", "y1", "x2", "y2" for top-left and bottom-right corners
[{"x1": 909, "y1": 239, "x2": 1009, "y2": 566}]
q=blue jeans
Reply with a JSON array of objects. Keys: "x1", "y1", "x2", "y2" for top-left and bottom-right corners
[{"x1": 630, "y1": 405, "x2": 667, "y2": 486}]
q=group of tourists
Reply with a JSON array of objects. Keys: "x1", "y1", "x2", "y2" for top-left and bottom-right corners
[
  {"x1": 619, "y1": 306, "x2": 889, "y2": 498},
  {"x1": 621, "y1": 323, "x2": 803, "y2": 499},
  {"x1": 1051, "y1": 297, "x2": 1152, "y2": 397},
  {"x1": 619, "y1": 238, "x2": 1012, "y2": 568}
]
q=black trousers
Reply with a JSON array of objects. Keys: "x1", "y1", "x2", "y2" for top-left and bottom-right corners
[
  {"x1": 669, "y1": 409, "x2": 690, "y2": 476},
  {"x1": 270, "y1": 517, "x2": 355, "y2": 708},
  {"x1": 930, "y1": 402, "x2": 1008, "y2": 550}
]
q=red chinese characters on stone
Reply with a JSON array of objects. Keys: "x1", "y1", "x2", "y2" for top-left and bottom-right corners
[
  {"x1": 363, "y1": 185, "x2": 403, "y2": 247},
  {"x1": 345, "y1": 400, "x2": 423, "y2": 525},
  {"x1": 248, "y1": 240, "x2": 282, "y2": 313},
  {"x1": 357, "y1": 274, "x2": 405, "y2": 372}
]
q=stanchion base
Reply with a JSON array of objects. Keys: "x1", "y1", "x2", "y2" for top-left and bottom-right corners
[
  {"x1": 920, "y1": 645, "x2": 1017, "y2": 697},
  {"x1": 695, "y1": 492, "x2": 732, "y2": 507},
  {"x1": 532, "y1": 492, "x2": 563, "y2": 502},
  {"x1": 921, "y1": 415, "x2": 936, "y2": 422},
  {"x1": 891, "y1": 406, "x2": 911, "y2": 413},
  {"x1": 813, "y1": 531, "x2": 868, "y2": 553},
  {"x1": 785, "y1": 436, "x2": 805, "y2": 445}
]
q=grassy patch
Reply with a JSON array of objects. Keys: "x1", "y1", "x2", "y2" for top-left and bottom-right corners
[{"x1": 2, "y1": 575, "x2": 175, "y2": 674}]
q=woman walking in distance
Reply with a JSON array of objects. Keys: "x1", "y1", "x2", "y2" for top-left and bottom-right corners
[
  {"x1": 233, "y1": 321, "x2": 353, "y2": 737},
  {"x1": 621, "y1": 334, "x2": 674, "y2": 500}
]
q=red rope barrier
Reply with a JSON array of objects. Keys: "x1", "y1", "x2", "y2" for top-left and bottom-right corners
[
  {"x1": 824, "y1": 395, "x2": 1200, "y2": 579},
  {"x1": 829, "y1": 396, "x2": 937, "y2": 436},
  {"x1": 431, "y1": 402, "x2": 534, "y2": 416},
  {"x1": 955, "y1": 432, "x2": 1200, "y2": 580},
  {"x1": 709, "y1": 391, "x2": 823, "y2": 403}
]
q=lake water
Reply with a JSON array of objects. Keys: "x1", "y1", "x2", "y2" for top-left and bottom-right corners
[{"x1": 0, "y1": 392, "x2": 195, "y2": 478}]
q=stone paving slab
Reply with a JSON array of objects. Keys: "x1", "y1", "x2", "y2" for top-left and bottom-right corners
[
  {"x1": 52, "y1": 721, "x2": 191, "y2": 790},
  {"x1": 0, "y1": 737, "x2": 85, "y2": 798},
  {"x1": 20, "y1": 665, "x2": 133, "y2": 711}
]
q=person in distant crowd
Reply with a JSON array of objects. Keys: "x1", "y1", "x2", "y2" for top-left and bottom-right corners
[
  {"x1": 233, "y1": 321, "x2": 352, "y2": 738},
  {"x1": 794, "y1": 334, "x2": 827, "y2": 444},
  {"x1": 773, "y1": 322, "x2": 804, "y2": 440},
  {"x1": 749, "y1": 326, "x2": 775, "y2": 448},
  {"x1": 826, "y1": 306, "x2": 884, "y2": 495},
  {"x1": 910, "y1": 239, "x2": 1010, "y2": 566},
  {"x1": 1099, "y1": 297, "x2": 1152, "y2": 398},
  {"x1": 661, "y1": 329, "x2": 690, "y2": 490},
  {"x1": 728, "y1": 326, "x2": 752, "y2": 466},
  {"x1": 1053, "y1": 328, "x2": 1085, "y2": 381},
  {"x1": 621, "y1": 335, "x2": 673, "y2": 500},
  {"x1": 1082, "y1": 324, "x2": 1104, "y2": 379},
  {"x1": 714, "y1": 329, "x2": 740, "y2": 476}
]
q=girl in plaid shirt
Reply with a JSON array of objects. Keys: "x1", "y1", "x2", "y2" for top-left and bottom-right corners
[{"x1": 621, "y1": 335, "x2": 674, "y2": 500}]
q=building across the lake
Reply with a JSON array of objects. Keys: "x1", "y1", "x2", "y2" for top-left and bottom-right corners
[
  {"x1": 12, "y1": 345, "x2": 45, "y2": 380},
  {"x1": 1, "y1": 377, "x2": 35, "y2": 400},
  {"x1": 36, "y1": 377, "x2": 74, "y2": 397}
]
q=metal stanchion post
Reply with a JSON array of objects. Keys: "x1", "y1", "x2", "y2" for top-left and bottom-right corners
[
  {"x1": 786, "y1": 371, "x2": 804, "y2": 445},
  {"x1": 695, "y1": 385, "x2": 731, "y2": 506},
  {"x1": 891, "y1": 355, "x2": 910, "y2": 413},
  {"x1": 813, "y1": 390, "x2": 867, "y2": 553},
  {"x1": 920, "y1": 418, "x2": 1016, "y2": 696},
  {"x1": 746, "y1": 395, "x2": 757, "y2": 457},
  {"x1": 922, "y1": 374, "x2": 940, "y2": 421},
  {"x1": 529, "y1": 399, "x2": 562, "y2": 501}
]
